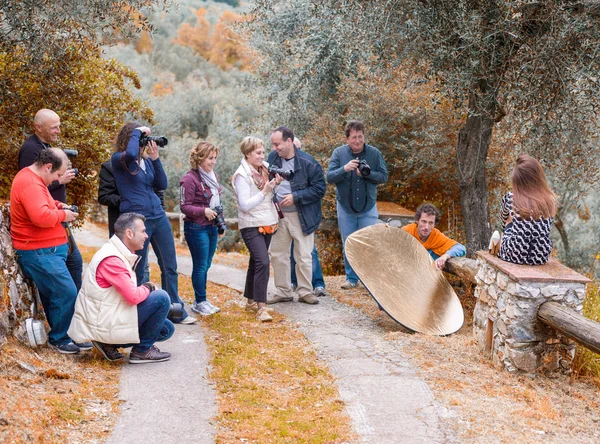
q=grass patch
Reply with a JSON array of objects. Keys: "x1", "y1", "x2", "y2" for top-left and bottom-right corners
[
  {"x1": 153, "y1": 262, "x2": 356, "y2": 443},
  {"x1": 573, "y1": 279, "x2": 600, "y2": 380},
  {"x1": 0, "y1": 338, "x2": 122, "y2": 443}
]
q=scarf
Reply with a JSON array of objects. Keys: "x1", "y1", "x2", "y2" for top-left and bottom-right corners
[
  {"x1": 198, "y1": 168, "x2": 221, "y2": 208},
  {"x1": 249, "y1": 163, "x2": 269, "y2": 190},
  {"x1": 402, "y1": 223, "x2": 458, "y2": 257}
]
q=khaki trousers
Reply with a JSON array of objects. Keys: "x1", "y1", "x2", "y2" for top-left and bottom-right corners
[{"x1": 270, "y1": 211, "x2": 314, "y2": 298}]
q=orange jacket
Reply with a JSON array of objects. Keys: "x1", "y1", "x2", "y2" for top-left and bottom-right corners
[{"x1": 402, "y1": 223, "x2": 458, "y2": 257}]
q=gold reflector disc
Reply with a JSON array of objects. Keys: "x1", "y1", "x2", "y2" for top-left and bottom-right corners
[{"x1": 345, "y1": 224, "x2": 464, "y2": 335}]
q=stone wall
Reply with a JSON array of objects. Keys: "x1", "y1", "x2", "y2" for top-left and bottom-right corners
[
  {"x1": 473, "y1": 252, "x2": 590, "y2": 374},
  {"x1": 0, "y1": 201, "x2": 35, "y2": 349}
]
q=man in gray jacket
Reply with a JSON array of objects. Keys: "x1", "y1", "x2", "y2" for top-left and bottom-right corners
[{"x1": 326, "y1": 120, "x2": 388, "y2": 289}]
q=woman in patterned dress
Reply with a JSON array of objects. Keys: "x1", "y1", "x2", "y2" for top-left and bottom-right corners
[{"x1": 499, "y1": 155, "x2": 557, "y2": 265}]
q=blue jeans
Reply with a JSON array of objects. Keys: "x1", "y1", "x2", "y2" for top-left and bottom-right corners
[
  {"x1": 16, "y1": 243, "x2": 77, "y2": 346},
  {"x1": 290, "y1": 244, "x2": 325, "y2": 289},
  {"x1": 118, "y1": 290, "x2": 175, "y2": 353},
  {"x1": 66, "y1": 240, "x2": 83, "y2": 292},
  {"x1": 337, "y1": 201, "x2": 379, "y2": 284},
  {"x1": 135, "y1": 213, "x2": 189, "y2": 322},
  {"x1": 184, "y1": 222, "x2": 218, "y2": 303}
]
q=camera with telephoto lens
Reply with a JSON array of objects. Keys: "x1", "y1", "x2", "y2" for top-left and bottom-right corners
[
  {"x1": 139, "y1": 135, "x2": 168, "y2": 148},
  {"x1": 357, "y1": 159, "x2": 371, "y2": 177},
  {"x1": 212, "y1": 205, "x2": 228, "y2": 235},
  {"x1": 168, "y1": 303, "x2": 183, "y2": 319},
  {"x1": 63, "y1": 149, "x2": 79, "y2": 176},
  {"x1": 268, "y1": 166, "x2": 294, "y2": 181}
]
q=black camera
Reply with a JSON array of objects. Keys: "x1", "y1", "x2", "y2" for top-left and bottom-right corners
[
  {"x1": 358, "y1": 159, "x2": 371, "y2": 177},
  {"x1": 63, "y1": 149, "x2": 78, "y2": 157},
  {"x1": 139, "y1": 135, "x2": 168, "y2": 148},
  {"x1": 212, "y1": 205, "x2": 228, "y2": 235},
  {"x1": 168, "y1": 303, "x2": 183, "y2": 319},
  {"x1": 268, "y1": 166, "x2": 294, "y2": 181},
  {"x1": 63, "y1": 205, "x2": 78, "y2": 213}
]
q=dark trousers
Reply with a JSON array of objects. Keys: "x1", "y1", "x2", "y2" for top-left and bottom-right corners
[
  {"x1": 66, "y1": 240, "x2": 83, "y2": 292},
  {"x1": 118, "y1": 290, "x2": 175, "y2": 353},
  {"x1": 240, "y1": 227, "x2": 272, "y2": 304}
]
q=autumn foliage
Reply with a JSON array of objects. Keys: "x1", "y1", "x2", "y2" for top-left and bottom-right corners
[
  {"x1": 173, "y1": 8, "x2": 252, "y2": 71},
  {"x1": 0, "y1": 46, "x2": 153, "y2": 223}
]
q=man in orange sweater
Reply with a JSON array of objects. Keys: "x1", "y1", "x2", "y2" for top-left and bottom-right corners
[
  {"x1": 11, "y1": 148, "x2": 82, "y2": 354},
  {"x1": 402, "y1": 203, "x2": 466, "y2": 270}
]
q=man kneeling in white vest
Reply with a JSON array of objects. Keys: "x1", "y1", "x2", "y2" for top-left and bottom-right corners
[{"x1": 68, "y1": 212, "x2": 174, "y2": 363}]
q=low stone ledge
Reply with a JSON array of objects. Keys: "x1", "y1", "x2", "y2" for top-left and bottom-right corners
[{"x1": 473, "y1": 251, "x2": 591, "y2": 374}]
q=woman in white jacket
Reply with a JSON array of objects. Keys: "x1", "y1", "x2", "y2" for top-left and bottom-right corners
[{"x1": 232, "y1": 137, "x2": 278, "y2": 322}]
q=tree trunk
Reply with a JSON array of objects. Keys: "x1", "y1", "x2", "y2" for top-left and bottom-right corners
[
  {"x1": 456, "y1": 92, "x2": 495, "y2": 256},
  {"x1": 553, "y1": 211, "x2": 571, "y2": 262}
]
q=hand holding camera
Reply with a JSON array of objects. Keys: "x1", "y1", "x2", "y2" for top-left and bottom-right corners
[
  {"x1": 62, "y1": 204, "x2": 79, "y2": 222},
  {"x1": 344, "y1": 158, "x2": 360, "y2": 172}
]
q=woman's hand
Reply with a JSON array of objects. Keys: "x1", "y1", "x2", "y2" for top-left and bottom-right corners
[
  {"x1": 274, "y1": 173, "x2": 284, "y2": 185},
  {"x1": 263, "y1": 178, "x2": 277, "y2": 194},
  {"x1": 146, "y1": 140, "x2": 159, "y2": 161},
  {"x1": 136, "y1": 126, "x2": 151, "y2": 135},
  {"x1": 205, "y1": 208, "x2": 217, "y2": 221}
]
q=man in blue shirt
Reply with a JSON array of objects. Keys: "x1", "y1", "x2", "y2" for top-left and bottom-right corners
[{"x1": 327, "y1": 121, "x2": 388, "y2": 289}]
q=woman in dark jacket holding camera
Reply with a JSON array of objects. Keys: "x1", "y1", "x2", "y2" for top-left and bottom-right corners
[
  {"x1": 111, "y1": 123, "x2": 196, "y2": 325},
  {"x1": 180, "y1": 141, "x2": 223, "y2": 316}
]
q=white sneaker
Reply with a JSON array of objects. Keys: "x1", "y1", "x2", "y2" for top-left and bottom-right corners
[
  {"x1": 191, "y1": 301, "x2": 214, "y2": 316},
  {"x1": 180, "y1": 315, "x2": 198, "y2": 324},
  {"x1": 206, "y1": 300, "x2": 221, "y2": 314}
]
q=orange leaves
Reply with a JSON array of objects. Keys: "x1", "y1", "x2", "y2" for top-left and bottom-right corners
[
  {"x1": 173, "y1": 8, "x2": 252, "y2": 71},
  {"x1": 152, "y1": 82, "x2": 174, "y2": 97},
  {"x1": 134, "y1": 31, "x2": 153, "y2": 54}
]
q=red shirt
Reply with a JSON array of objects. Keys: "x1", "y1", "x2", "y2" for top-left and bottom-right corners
[
  {"x1": 96, "y1": 256, "x2": 150, "y2": 305},
  {"x1": 10, "y1": 168, "x2": 67, "y2": 250}
]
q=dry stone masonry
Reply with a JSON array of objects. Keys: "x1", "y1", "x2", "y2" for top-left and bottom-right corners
[
  {"x1": 473, "y1": 251, "x2": 591, "y2": 373},
  {"x1": 0, "y1": 202, "x2": 34, "y2": 349}
]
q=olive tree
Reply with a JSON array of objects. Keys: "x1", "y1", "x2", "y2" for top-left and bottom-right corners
[{"x1": 244, "y1": 0, "x2": 600, "y2": 255}]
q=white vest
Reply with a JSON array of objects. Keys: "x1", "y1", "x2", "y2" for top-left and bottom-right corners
[
  {"x1": 232, "y1": 159, "x2": 278, "y2": 229},
  {"x1": 68, "y1": 236, "x2": 140, "y2": 344}
]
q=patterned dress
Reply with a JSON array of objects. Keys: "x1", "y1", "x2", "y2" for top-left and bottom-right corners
[{"x1": 498, "y1": 192, "x2": 553, "y2": 265}]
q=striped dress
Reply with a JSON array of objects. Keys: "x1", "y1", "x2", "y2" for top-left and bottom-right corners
[{"x1": 498, "y1": 192, "x2": 553, "y2": 265}]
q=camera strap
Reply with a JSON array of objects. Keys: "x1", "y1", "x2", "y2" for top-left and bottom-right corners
[{"x1": 192, "y1": 169, "x2": 210, "y2": 200}]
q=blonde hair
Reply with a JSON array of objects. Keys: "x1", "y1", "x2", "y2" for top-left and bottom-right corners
[
  {"x1": 189, "y1": 141, "x2": 220, "y2": 169},
  {"x1": 240, "y1": 136, "x2": 264, "y2": 157},
  {"x1": 511, "y1": 154, "x2": 556, "y2": 219}
]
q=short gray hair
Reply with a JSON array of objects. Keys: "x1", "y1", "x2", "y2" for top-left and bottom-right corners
[{"x1": 114, "y1": 213, "x2": 146, "y2": 239}]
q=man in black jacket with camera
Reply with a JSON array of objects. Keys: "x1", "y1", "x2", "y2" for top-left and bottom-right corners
[
  {"x1": 267, "y1": 127, "x2": 326, "y2": 306},
  {"x1": 18, "y1": 109, "x2": 84, "y2": 295}
]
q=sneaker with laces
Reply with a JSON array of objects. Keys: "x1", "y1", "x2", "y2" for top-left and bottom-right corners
[
  {"x1": 49, "y1": 341, "x2": 80, "y2": 354},
  {"x1": 180, "y1": 315, "x2": 198, "y2": 324},
  {"x1": 267, "y1": 294, "x2": 294, "y2": 304},
  {"x1": 256, "y1": 307, "x2": 273, "y2": 322},
  {"x1": 341, "y1": 281, "x2": 359, "y2": 290},
  {"x1": 245, "y1": 301, "x2": 259, "y2": 312},
  {"x1": 129, "y1": 345, "x2": 171, "y2": 364},
  {"x1": 74, "y1": 341, "x2": 93, "y2": 351},
  {"x1": 314, "y1": 287, "x2": 327, "y2": 297},
  {"x1": 298, "y1": 293, "x2": 319, "y2": 305},
  {"x1": 92, "y1": 341, "x2": 123, "y2": 362},
  {"x1": 191, "y1": 301, "x2": 215, "y2": 316},
  {"x1": 206, "y1": 300, "x2": 221, "y2": 313}
]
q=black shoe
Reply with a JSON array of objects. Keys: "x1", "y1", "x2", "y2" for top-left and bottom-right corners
[
  {"x1": 129, "y1": 345, "x2": 171, "y2": 364},
  {"x1": 74, "y1": 341, "x2": 93, "y2": 351},
  {"x1": 49, "y1": 342, "x2": 80, "y2": 354},
  {"x1": 92, "y1": 341, "x2": 124, "y2": 362}
]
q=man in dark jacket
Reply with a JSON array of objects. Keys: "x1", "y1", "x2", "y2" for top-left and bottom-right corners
[
  {"x1": 18, "y1": 109, "x2": 84, "y2": 293},
  {"x1": 327, "y1": 120, "x2": 388, "y2": 289},
  {"x1": 267, "y1": 127, "x2": 326, "y2": 305}
]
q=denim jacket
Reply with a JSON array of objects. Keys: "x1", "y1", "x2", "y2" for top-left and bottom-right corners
[{"x1": 267, "y1": 147, "x2": 326, "y2": 235}]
